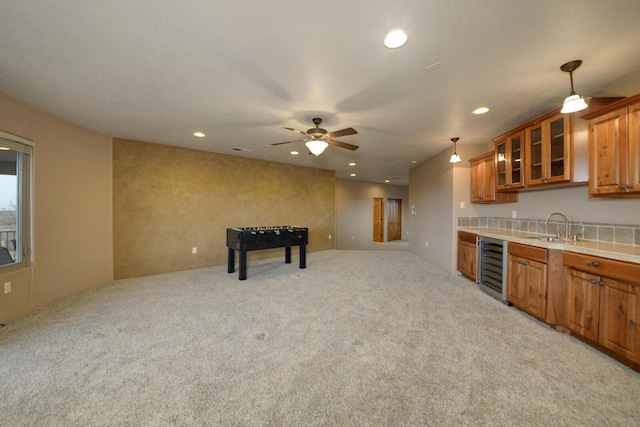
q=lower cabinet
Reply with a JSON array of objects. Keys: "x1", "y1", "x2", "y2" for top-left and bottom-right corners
[
  {"x1": 507, "y1": 243, "x2": 548, "y2": 321},
  {"x1": 457, "y1": 231, "x2": 477, "y2": 281},
  {"x1": 564, "y1": 252, "x2": 640, "y2": 365}
]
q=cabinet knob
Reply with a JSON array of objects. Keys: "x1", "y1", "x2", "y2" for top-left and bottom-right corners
[
  {"x1": 618, "y1": 185, "x2": 626, "y2": 190},
  {"x1": 598, "y1": 280, "x2": 605, "y2": 287},
  {"x1": 589, "y1": 261, "x2": 599, "y2": 267},
  {"x1": 590, "y1": 279, "x2": 598, "y2": 285},
  {"x1": 627, "y1": 184, "x2": 634, "y2": 189}
]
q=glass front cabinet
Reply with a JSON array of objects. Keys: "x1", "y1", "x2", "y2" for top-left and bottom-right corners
[
  {"x1": 495, "y1": 131, "x2": 524, "y2": 191},
  {"x1": 524, "y1": 112, "x2": 572, "y2": 186}
]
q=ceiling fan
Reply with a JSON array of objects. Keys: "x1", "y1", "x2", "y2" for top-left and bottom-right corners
[{"x1": 272, "y1": 117, "x2": 359, "y2": 155}]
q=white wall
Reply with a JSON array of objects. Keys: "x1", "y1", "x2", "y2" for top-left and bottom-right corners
[
  {"x1": 335, "y1": 179, "x2": 408, "y2": 249},
  {"x1": 408, "y1": 144, "x2": 487, "y2": 274}
]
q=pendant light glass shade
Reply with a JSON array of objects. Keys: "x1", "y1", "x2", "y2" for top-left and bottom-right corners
[
  {"x1": 305, "y1": 139, "x2": 329, "y2": 156},
  {"x1": 449, "y1": 137, "x2": 461, "y2": 163},
  {"x1": 559, "y1": 60, "x2": 588, "y2": 114},
  {"x1": 561, "y1": 93, "x2": 588, "y2": 114}
]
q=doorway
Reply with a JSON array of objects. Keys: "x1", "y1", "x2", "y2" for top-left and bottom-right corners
[
  {"x1": 387, "y1": 198, "x2": 402, "y2": 241},
  {"x1": 373, "y1": 198, "x2": 384, "y2": 242}
]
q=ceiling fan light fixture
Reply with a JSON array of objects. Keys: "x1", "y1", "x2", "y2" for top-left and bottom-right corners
[
  {"x1": 449, "y1": 137, "x2": 461, "y2": 164},
  {"x1": 305, "y1": 139, "x2": 329, "y2": 156},
  {"x1": 559, "y1": 60, "x2": 588, "y2": 114},
  {"x1": 384, "y1": 30, "x2": 408, "y2": 48}
]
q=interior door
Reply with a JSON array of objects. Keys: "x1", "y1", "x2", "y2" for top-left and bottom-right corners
[
  {"x1": 387, "y1": 198, "x2": 402, "y2": 241},
  {"x1": 373, "y1": 198, "x2": 384, "y2": 242}
]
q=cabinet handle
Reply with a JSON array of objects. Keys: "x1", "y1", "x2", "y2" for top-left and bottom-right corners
[
  {"x1": 618, "y1": 185, "x2": 625, "y2": 190},
  {"x1": 590, "y1": 279, "x2": 598, "y2": 285},
  {"x1": 627, "y1": 184, "x2": 634, "y2": 189},
  {"x1": 598, "y1": 280, "x2": 605, "y2": 287},
  {"x1": 589, "y1": 261, "x2": 599, "y2": 267}
]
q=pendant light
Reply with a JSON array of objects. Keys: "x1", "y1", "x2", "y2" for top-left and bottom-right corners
[
  {"x1": 560, "y1": 60, "x2": 588, "y2": 114},
  {"x1": 449, "y1": 137, "x2": 461, "y2": 163}
]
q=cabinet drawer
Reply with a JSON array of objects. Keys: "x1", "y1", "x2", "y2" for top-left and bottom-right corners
[
  {"x1": 458, "y1": 231, "x2": 477, "y2": 244},
  {"x1": 509, "y1": 242, "x2": 547, "y2": 263},
  {"x1": 563, "y1": 252, "x2": 640, "y2": 283}
]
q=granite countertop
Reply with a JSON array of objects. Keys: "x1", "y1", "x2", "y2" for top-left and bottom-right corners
[{"x1": 458, "y1": 227, "x2": 640, "y2": 264}]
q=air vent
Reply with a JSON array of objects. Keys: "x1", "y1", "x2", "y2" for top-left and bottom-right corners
[
  {"x1": 231, "y1": 147, "x2": 253, "y2": 152},
  {"x1": 425, "y1": 62, "x2": 443, "y2": 72}
]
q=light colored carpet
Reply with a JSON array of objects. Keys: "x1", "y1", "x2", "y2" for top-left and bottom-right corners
[{"x1": 1, "y1": 249, "x2": 639, "y2": 426}]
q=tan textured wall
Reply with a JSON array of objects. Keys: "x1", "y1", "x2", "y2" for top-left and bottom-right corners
[
  {"x1": 113, "y1": 139, "x2": 336, "y2": 279},
  {"x1": 0, "y1": 92, "x2": 113, "y2": 324}
]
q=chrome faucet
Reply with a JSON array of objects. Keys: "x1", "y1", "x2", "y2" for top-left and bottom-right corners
[{"x1": 545, "y1": 212, "x2": 570, "y2": 239}]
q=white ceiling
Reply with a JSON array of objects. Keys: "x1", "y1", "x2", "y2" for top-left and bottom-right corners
[{"x1": 2, "y1": 1, "x2": 640, "y2": 185}]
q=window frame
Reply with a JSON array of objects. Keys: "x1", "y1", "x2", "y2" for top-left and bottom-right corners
[{"x1": 0, "y1": 130, "x2": 33, "y2": 272}]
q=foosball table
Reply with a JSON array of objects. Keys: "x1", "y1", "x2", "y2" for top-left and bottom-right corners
[{"x1": 226, "y1": 226, "x2": 308, "y2": 280}]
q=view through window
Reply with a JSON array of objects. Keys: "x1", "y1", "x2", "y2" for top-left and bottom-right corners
[{"x1": 0, "y1": 131, "x2": 32, "y2": 269}]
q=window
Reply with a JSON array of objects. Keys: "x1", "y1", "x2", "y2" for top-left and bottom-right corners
[{"x1": 0, "y1": 130, "x2": 32, "y2": 270}]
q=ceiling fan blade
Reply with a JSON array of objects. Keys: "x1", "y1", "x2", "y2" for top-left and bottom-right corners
[
  {"x1": 326, "y1": 127, "x2": 357, "y2": 138},
  {"x1": 284, "y1": 127, "x2": 308, "y2": 136},
  {"x1": 327, "y1": 139, "x2": 359, "y2": 151},
  {"x1": 271, "y1": 139, "x2": 306, "y2": 146}
]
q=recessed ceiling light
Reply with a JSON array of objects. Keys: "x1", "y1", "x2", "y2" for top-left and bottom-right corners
[
  {"x1": 385, "y1": 179, "x2": 390, "y2": 183},
  {"x1": 350, "y1": 173, "x2": 357, "y2": 177},
  {"x1": 384, "y1": 30, "x2": 408, "y2": 48},
  {"x1": 473, "y1": 107, "x2": 489, "y2": 115},
  {"x1": 348, "y1": 162, "x2": 356, "y2": 166},
  {"x1": 290, "y1": 151, "x2": 299, "y2": 155},
  {"x1": 193, "y1": 132, "x2": 205, "y2": 137},
  {"x1": 411, "y1": 160, "x2": 417, "y2": 164}
]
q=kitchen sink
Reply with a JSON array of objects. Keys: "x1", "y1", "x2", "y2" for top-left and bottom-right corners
[{"x1": 526, "y1": 236, "x2": 563, "y2": 242}]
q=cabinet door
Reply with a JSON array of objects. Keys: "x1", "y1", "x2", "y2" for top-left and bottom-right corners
[
  {"x1": 564, "y1": 268, "x2": 600, "y2": 341},
  {"x1": 509, "y1": 132, "x2": 524, "y2": 188},
  {"x1": 496, "y1": 132, "x2": 524, "y2": 191},
  {"x1": 524, "y1": 258, "x2": 547, "y2": 320},
  {"x1": 547, "y1": 114, "x2": 571, "y2": 183},
  {"x1": 526, "y1": 123, "x2": 545, "y2": 184},
  {"x1": 598, "y1": 276, "x2": 640, "y2": 363},
  {"x1": 589, "y1": 108, "x2": 628, "y2": 195},
  {"x1": 470, "y1": 159, "x2": 483, "y2": 202},
  {"x1": 496, "y1": 139, "x2": 508, "y2": 189},
  {"x1": 480, "y1": 155, "x2": 495, "y2": 202},
  {"x1": 466, "y1": 242, "x2": 477, "y2": 281},
  {"x1": 627, "y1": 102, "x2": 640, "y2": 193},
  {"x1": 507, "y1": 255, "x2": 526, "y2": 309}
]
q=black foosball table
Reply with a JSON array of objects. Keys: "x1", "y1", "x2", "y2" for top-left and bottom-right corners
[{"x1": 226, "y1": 226, "x2": 308, "y2": 280}]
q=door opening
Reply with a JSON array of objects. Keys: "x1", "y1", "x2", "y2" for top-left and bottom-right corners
[{"x1": 387, "y1": 198, "x2": 402, "y2": 241}]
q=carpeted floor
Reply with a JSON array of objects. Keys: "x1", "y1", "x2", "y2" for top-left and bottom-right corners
[{"x1": 1, "y1": 249, "x2": 639, "y2": 426}]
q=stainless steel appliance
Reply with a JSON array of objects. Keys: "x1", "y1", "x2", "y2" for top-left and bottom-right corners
[{"x1": 477, "y1": 236, "x2": 508, "y2": 303}]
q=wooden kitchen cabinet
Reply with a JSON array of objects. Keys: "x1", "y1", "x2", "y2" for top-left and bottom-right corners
[
  {"x1": 524, "y1": 112, "x2": 572, "y2": 187},
  {"x1": 469, "y1": 152, "x2": 517, "y2": 204},
  {"x1": 564, "y1": 252, "x2": 640, "y2": 365},
  {"x1": 457, "y1": 231, "x2": 477, "y2": 281},
  {"x1": 583, "y1": 93, "x2": 640, "y2": 197},
  {"x1": 507, "y1": 243, "x2": 548, "y2": 321},
  {"x1": 495, "y1": 131, "x2": 524, "y2": 191}
]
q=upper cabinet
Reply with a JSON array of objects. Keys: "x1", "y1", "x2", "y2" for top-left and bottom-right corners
[
  {"x1": 492, "y1": 98, "x2": 624, "y2": 192},
  {"x1": 583, "y1": 93, "x2": 640, "y2": 197},
  {"x1": 495, "y1": 131, "x2": 524, "y2": 191},
  {"x1": 469, "y1": 152, "x2": 517, "y2": 204},
  {"x1": 524, "y1": 112, "x2": 571, "y2": 187}
]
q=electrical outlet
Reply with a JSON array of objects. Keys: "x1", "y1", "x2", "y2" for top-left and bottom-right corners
[
  {"x1": 3, "y1": 282, "x2": 10, "y2": 294},
  {"x1": 192, "y1": 247, "x2": 197, "y2": 254},
  {"x1": 328, "y1": 234, "x2": 332, "y2": 240},
  {"x1": 460, "y1": 202, "x2": 465, "y2": 209},
  {"x1": 512, "y1": 210, "x2": 517, "y2": 218},
  {"x1": 425, "y1": 241, "x2": 429, "y2": 247}
]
